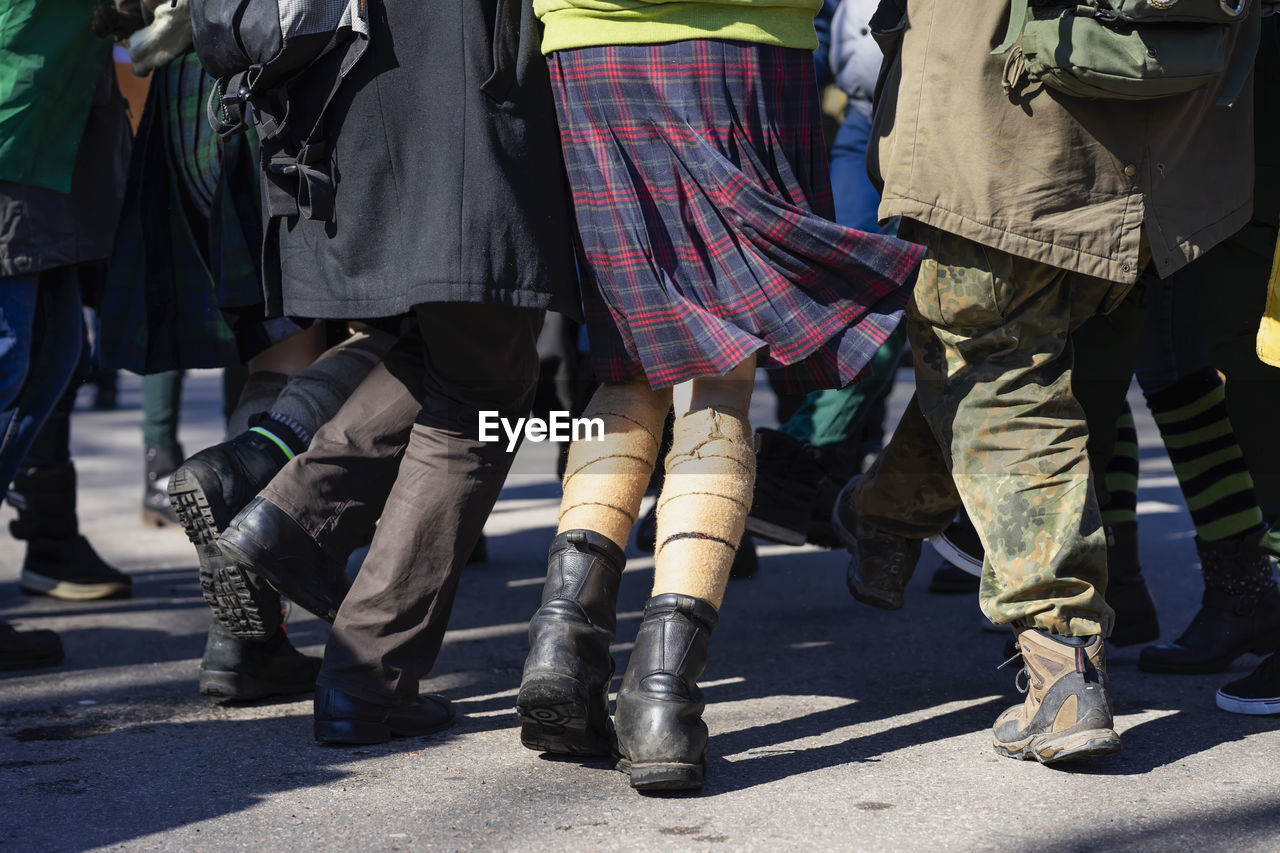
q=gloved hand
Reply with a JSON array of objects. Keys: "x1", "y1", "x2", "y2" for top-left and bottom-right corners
[{"x1": 125, "y1": 0, "x2": 193, "y2": 76}]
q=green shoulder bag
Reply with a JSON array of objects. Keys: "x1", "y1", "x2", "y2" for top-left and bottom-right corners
[{"x1": 994, "y1": 0, "x2": 1263, "y2": 105}]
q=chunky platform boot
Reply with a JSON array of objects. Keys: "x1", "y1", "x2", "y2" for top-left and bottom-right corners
[
  {"x1": 516, "y1": 530, "x2": 624, "y2": 757},
  {"x1": 614, "y1": 594, "x2": 718, "y2": 792}
]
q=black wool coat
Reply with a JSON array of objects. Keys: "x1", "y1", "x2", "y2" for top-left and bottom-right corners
[{"x1": 260, "y1": 0, "x2": 578, "y2": 320}]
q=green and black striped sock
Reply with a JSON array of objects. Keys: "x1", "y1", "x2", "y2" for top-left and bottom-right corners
[
  {"x1": 1146, "y1": 368, "x2": 1265, "y2": 542},
  {"x1": 1100, "y1": 402, "x2": 1139, "y2": 527}
]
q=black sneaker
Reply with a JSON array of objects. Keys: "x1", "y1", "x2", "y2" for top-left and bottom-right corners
[
  {"x1": 19, "y1": 535, "x2": 132, "y2": 600},
  {"x1": 1216, "y1": 653, "x2": 1280, "y2": 715},
  {"x1": 0, "y1": 621, "x2": 64, "y2": 671},
  {"x1": 169, "y1": 431, "x2": 292, "y2": 640},
  {"x1": 744, "y1": 428, "x2": 821, "y2": 546},
  {"x1": 928, "y1": 512, "x2": 984, "y2": 577}
]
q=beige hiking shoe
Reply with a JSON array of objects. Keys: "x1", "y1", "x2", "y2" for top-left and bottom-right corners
[{"x1": 993, "y1": 627, "x2": 1122, "y2": 764}]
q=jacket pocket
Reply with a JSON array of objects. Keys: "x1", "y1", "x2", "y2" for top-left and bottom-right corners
[{"x1": 480, "y1": 0, "x2": 522, "y2": 104}]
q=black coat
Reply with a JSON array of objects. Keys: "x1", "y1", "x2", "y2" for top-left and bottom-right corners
[{"x1": 261, "y1": 0, "x2": 578, "y2": 320}]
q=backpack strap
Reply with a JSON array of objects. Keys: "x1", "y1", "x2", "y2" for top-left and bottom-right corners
[
  {"x1": 260, "y1": 36, "x2": 369, "y2": 223},
  {"x1": 207, "y1": 71, "x2": 252, "y2": 139},
  {"x1": 993, "y1": 0, "x2": 1030, "y2": 54}
]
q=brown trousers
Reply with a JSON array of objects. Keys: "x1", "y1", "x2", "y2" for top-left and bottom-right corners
[{"x1": 261, "y1": 303, "x2": 543, "y2": 703}]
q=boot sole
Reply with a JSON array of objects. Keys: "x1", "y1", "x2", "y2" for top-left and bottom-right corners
[
  {"x1": 19, "y1": 571, "x2": 130, "y2": 601},
  {"x1": 927, "y1": 533, "x2": 983, "y2": 577},
  {"x1": 994, "y1": 728, "x2": 1122, "y2": 764},
  {"x1": 169, "y1": 467, "x2": 275, "y2": 641},
  {"x1": 615, "y1": 756, "x2": 704, "y2": 791},
  {"x1": 198, "y1": 669, "x2": 317, "y2": 702},
  {"x1": 218, "y1": 533, "x2": 341, "y2": 624},
  {"x1": 1215, "y1": 690, "x2": 1280, "y2": 715},
  {"x1": 516, "y1": 678, "x2": 614, "y2": 757}
]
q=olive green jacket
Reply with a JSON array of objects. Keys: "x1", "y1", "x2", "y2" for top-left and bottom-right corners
[{"x1": 869, "y1": 0, "x2": 1255, "y2": 285}]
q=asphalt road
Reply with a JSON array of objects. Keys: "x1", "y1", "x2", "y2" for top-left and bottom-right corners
[{"x1": 1, "y1": 371, "x2": 1278, "y2": 852}]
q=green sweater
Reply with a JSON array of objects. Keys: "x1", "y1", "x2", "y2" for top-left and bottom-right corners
[{"x1": 534, "y1": 0, "x2": 821, "y2": 54}]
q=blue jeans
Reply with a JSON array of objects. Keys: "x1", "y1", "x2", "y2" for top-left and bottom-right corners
[{"x1": 0, "y1": 267, "x2": 84, "y2": 501}]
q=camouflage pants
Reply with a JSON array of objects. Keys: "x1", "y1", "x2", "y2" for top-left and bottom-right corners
[{"x1": 852, "y1": 221, "x2": 1140, "y2": 636}]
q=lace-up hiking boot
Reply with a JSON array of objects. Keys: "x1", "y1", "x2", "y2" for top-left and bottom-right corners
[
  {"x1": 993, "y1": 628, "x2": 1121, "y2": 764},
  {"x1": 517, "y1": 530, "x2": 624, "y2": 757},
  {"x1": 169, "y1": 431, "x2": 293, "y2": 641},
  {"x1": 1216, "y1": 652, "x2": 1280, "y2": 715},
  {"x1": 744, "y1": 428, "x2": 821, "y2": 546},
  {"x1": 614, "y1": 594, "x2": 718, "y2": 792},
  {"x1": 832, "y1": 477, "x2": 921, "y2": 610}
]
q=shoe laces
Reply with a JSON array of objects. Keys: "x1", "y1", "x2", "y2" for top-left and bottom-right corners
[{"x1": 997, "y1": 642, "x2": 1029, "y2": 694}]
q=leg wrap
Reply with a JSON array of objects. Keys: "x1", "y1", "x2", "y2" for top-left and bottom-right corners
[
  {"x1": 653, "y1": 407, "x2": 755, "y2": 608},
  {"x1": 558, "y1": 382, "x2": 670, "y2": 548}
]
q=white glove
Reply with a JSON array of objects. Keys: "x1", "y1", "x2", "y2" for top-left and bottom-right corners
[{"x1": 126, "y1": 0, "x2": 193, "y2": 76}]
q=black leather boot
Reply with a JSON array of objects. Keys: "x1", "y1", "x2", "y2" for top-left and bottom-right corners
[
  {"x1": 614, "y1": 594, "x2": 718, "y2": 792},
  {"x1": 198, "y1": 620, "x2": 322, "y2": 701},
  {"x1": 314, "y1": 687, "x2": 454, "y2": 745},
  {"x1": 1139, "y1": 534, "x2": 1280, "y2": 674},
  {"x1": 1105, "y1": 522, "x2": 1160, "y2": 647},
  {"x1": 12, "y1": 463, "x2": 132, "y2": 601},
  {"x1": 169, "y1": 430, "x2": 295, "y2": 640},
  {"x1": 219, "y1": 496, "x2": 351, "y2": 624},
  {"x1": 516, "y1": 530, "x2": 624, "y2": 757}
]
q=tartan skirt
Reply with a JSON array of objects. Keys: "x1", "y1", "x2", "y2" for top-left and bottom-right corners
[
  {"x1": 549, "y1": 40, "x2": 923, "y2": 392},
  {"x1": 100, "y1": 52, "x2": 302, "y2": 373}
]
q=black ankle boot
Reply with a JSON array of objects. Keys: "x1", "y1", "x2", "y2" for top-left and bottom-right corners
[
  {"x1": 198, "y1": 621, "x2": 322, "y2": 701},
  {"x1": 143, "y1": 445, "x2": 183, "y2": 528},
  {"x1": 169, "y1": 431, "x2": 295, "y2": 640},
  {"x1": 516, "y1": 530, "x2": 624, "y2": 757},
  {"x1": 1139, "y1": 534, "x2": 1280, "y2": 674},
  {"x1": 11, "y1": 463, "x2": 132, "y2": 601},
  {"x1": 614, "y1": 593, "x2": 718, "y2": 792},
  {"x1": 1106, "y1": 522, "x2": 1159, "y2": 647}
]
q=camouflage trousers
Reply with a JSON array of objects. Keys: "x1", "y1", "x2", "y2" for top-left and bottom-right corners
[{"x1": 851, "y1": 220, "x2": 1144, "y2": 636}]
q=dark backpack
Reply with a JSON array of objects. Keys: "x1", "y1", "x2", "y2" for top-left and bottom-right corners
[{"x1": 190, "y1": 0, "x2": 371, "y2": 221}]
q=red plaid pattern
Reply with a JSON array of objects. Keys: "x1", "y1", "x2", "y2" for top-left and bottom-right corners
[{"x1": 549, "y1": 40, "x2": 923, "y2": 392}]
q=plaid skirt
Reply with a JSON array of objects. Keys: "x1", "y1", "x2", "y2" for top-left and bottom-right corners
[
  {"x1": 549, "y1": 40, "x2": 923, "y2": 391},
  {"x1": 100, "y1": 52, "x2": 303, "y2": 373}
]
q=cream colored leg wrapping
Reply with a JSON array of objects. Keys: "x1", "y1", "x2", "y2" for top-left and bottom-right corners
[
  {"x1": 558, "y1": 381, "x2": 672, "y2": 549},
  {"x1": 653, "y1": 407, "x2": 755, "y2": 609}
]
